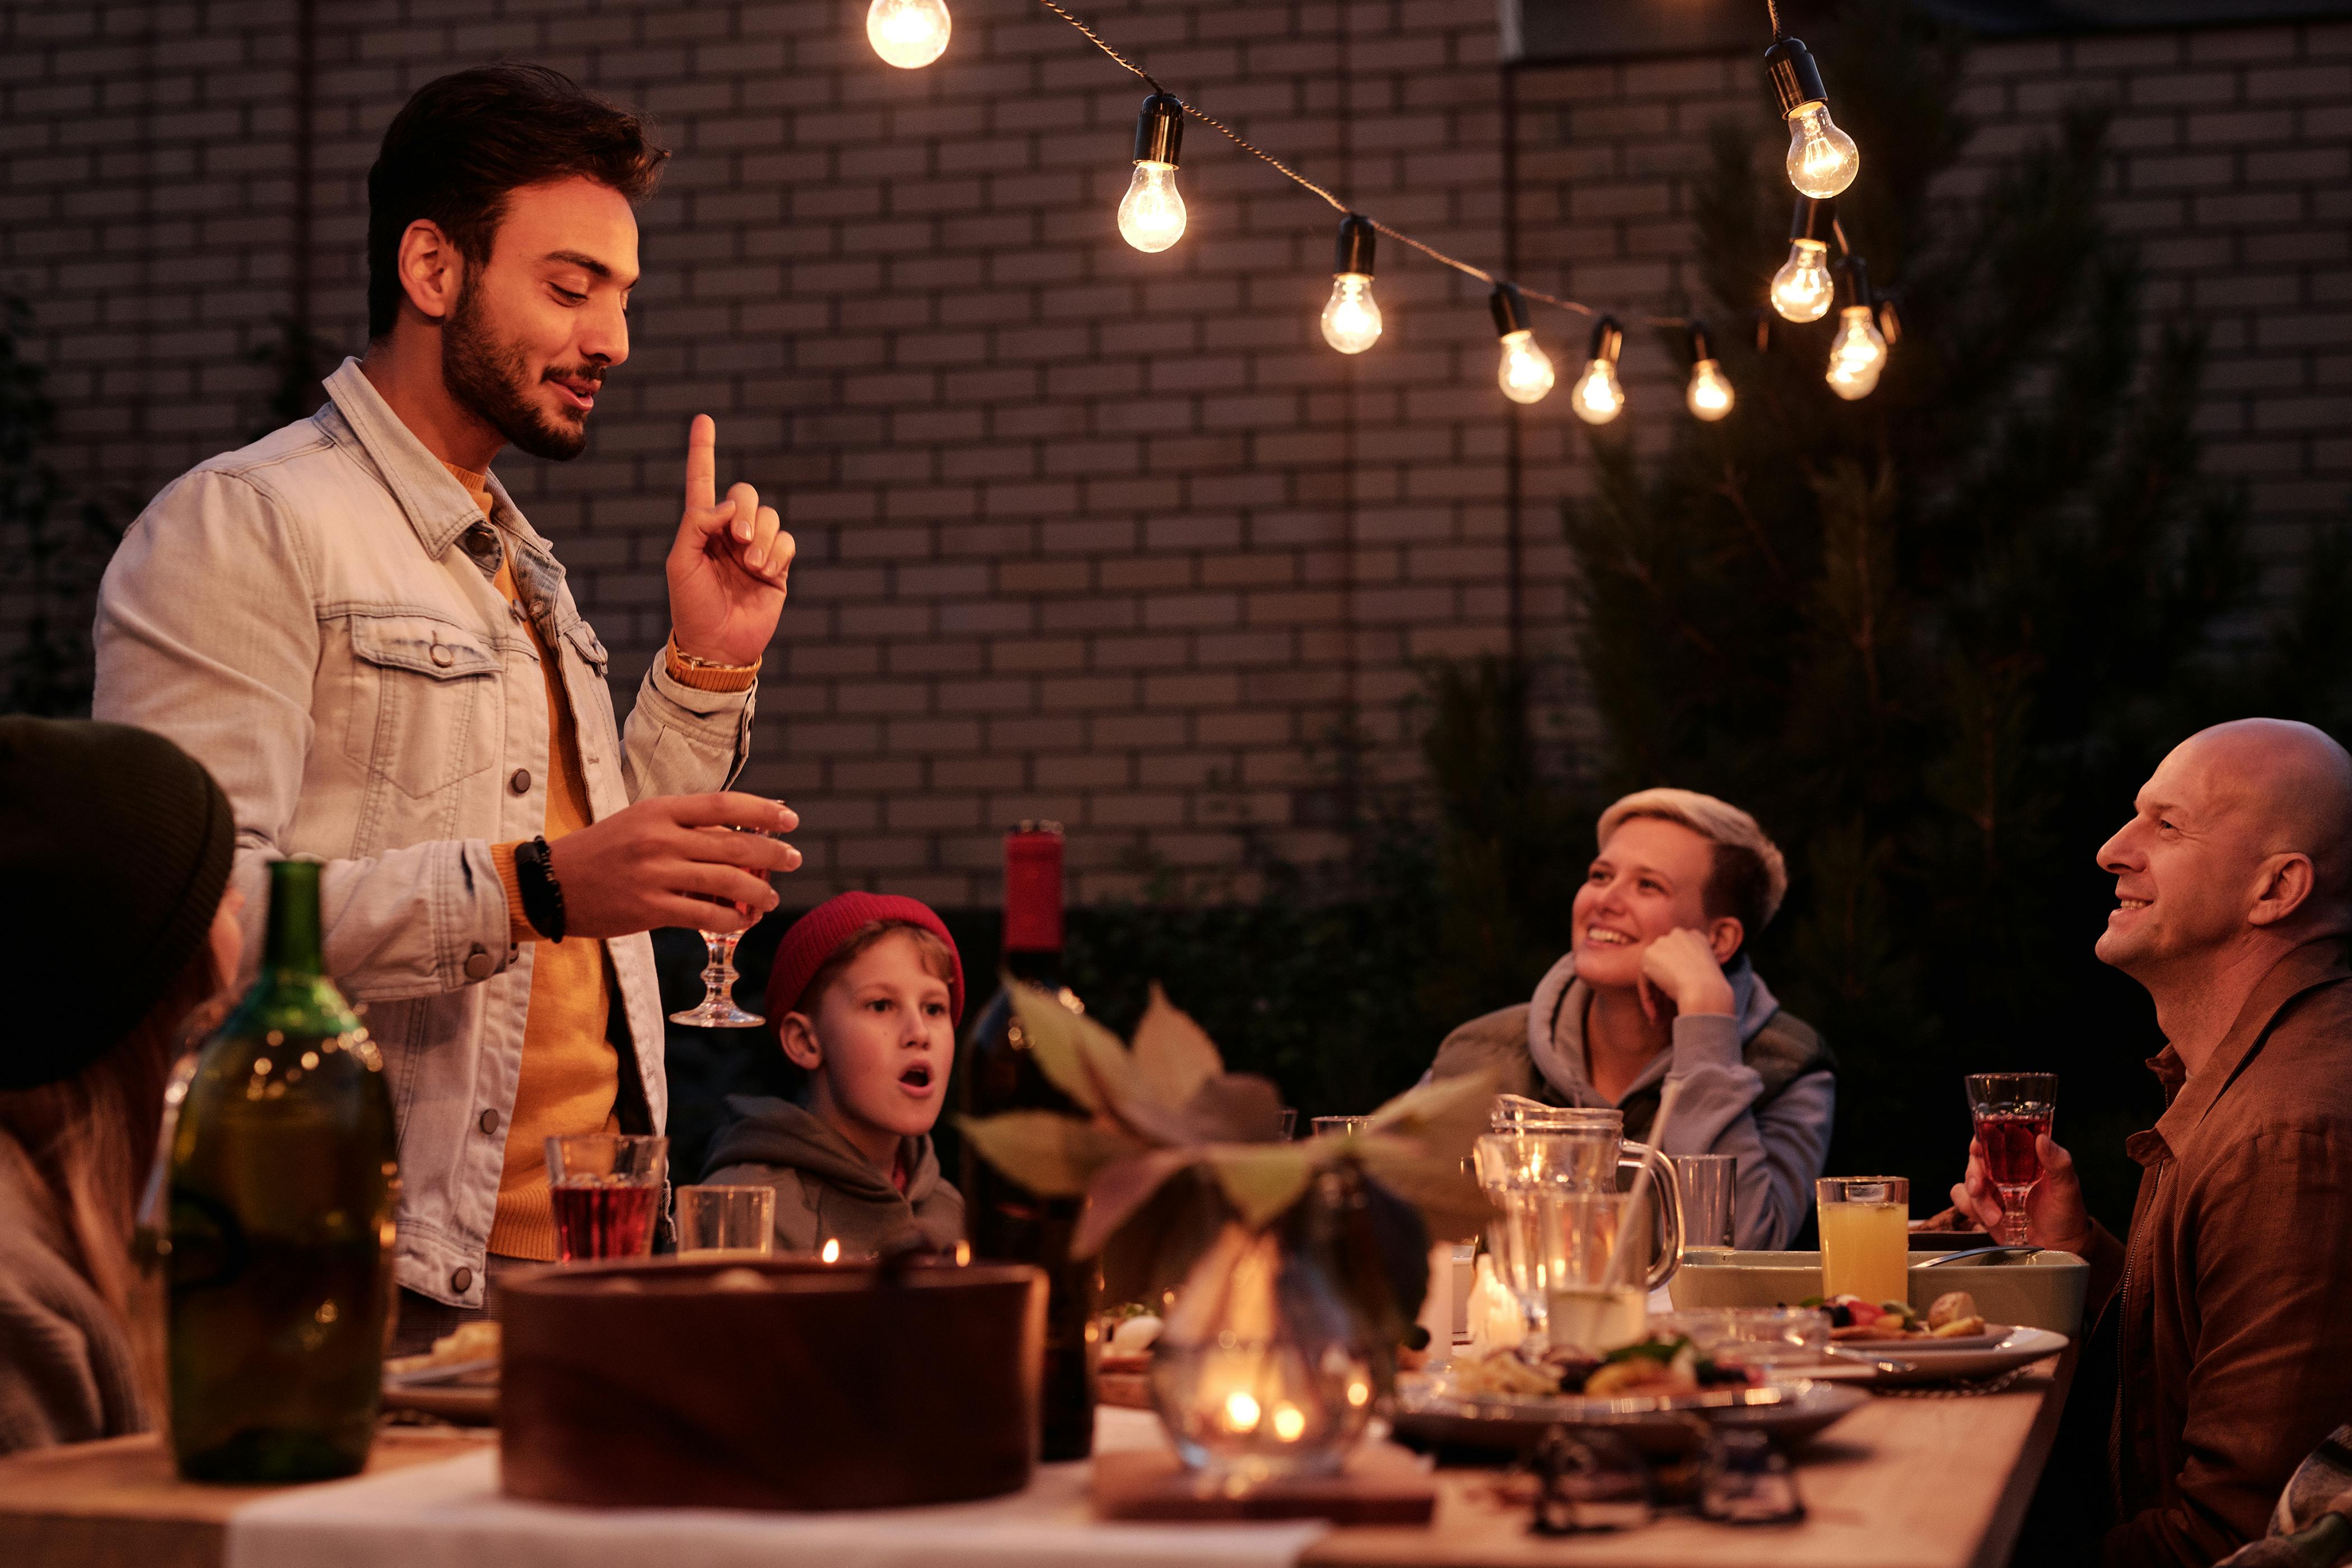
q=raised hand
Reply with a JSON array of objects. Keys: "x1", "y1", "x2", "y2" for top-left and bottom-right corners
[{"x1": 666, "y1": 414, "x2": 794, "y2": 667}]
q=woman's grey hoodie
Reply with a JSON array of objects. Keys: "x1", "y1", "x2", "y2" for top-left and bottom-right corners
[
  {"x1": 1427, "y1": 953, "x2": 1835, "y2": 1249},
  {"x1": 702, "y1": 1095, "x2": 965, "y2": 1257}
]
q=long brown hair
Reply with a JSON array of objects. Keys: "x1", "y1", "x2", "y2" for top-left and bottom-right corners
[{"x1": 0, "y1": 934, "x2": 229, "y2": 1323}]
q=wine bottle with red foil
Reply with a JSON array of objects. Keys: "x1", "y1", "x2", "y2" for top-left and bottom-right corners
[{"x1": 960, "y1": 822, "x2": 1097, "y2": 1461}]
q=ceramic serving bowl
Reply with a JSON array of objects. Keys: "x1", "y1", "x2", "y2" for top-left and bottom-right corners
[
  {"x1": 500, "y1": 1254, "x2": 1046, "y2": 1510},
  {"x1": 1665, "y1": 1248, "x2": 2088, "y2": 1335}
]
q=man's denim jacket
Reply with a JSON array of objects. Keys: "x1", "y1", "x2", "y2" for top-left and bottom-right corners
[{"x1": 94, "y1": 358, "x2": 755, "y2": 1308}]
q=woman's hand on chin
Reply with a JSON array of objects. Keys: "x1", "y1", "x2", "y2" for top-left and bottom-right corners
[{"x1": 1635, "y1": 928, "x2": 1737, "y2": 1022}]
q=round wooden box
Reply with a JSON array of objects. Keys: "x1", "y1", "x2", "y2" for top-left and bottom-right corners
[{"x1": 499, "y1": 1255, "x2": 1046, "y2": 1510}]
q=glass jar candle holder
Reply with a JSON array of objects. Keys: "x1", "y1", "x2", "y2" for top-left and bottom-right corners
[{"x1": 1150, "y1": 1333, "x2": 1376, "y2": 1486}]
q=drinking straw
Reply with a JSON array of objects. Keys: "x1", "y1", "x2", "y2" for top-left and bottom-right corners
[{"x1": 1599, "y1": 1079, "x2": 1687, "y2": 1293}]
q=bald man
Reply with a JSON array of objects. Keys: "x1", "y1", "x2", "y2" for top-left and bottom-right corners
[{"x1": 1951, "y1": 719, "x2": 2352, "y2": 1567}]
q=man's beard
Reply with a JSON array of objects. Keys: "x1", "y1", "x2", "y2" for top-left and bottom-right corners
[{"x1": 441, "y1": 279, "x2": 596, "y2": 462}]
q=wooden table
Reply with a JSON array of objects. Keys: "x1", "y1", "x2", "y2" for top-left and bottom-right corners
[{"x1": 0, "y1": 1359, "x2": 2071, "y2": 1568}]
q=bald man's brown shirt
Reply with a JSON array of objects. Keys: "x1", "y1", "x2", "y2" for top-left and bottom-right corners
[{"x1": 2104, "y1": 936, "x2": 2352, "y2": 1567}]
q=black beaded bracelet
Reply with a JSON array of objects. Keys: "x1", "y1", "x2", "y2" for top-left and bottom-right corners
[{"x1": 514, "y1": 834, "x2": 567, "y2": 944}]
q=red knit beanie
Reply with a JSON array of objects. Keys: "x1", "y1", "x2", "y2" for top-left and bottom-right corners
[{"x1": 765, "y1": 892, "x2": 965, "y2": 1026}]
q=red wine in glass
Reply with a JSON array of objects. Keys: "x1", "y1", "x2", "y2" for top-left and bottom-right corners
[
  {"x1": 1963, "y1": 1073, "x2": 2059, "y2": 1245},
  {"x1": 550, "y1": 1179, "x2": 660, "y2": 1261},
  {"x1": 1976, "y1": 1109, "x2": 2052, "y2": 1188}
]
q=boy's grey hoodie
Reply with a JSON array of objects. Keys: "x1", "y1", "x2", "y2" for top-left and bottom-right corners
[{"x1": 703, "y1": 1094, "x2": 965, "y2": 1257}]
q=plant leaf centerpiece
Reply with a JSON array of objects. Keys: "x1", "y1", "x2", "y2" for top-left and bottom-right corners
[{"x1": 960, "y1": 980, "x2": 1497, "y2": 1390}]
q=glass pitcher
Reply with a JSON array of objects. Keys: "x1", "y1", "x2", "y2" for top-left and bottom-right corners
[{"x1": 1473, "y1": 1099, "x2": 1682, "y2": 1338}]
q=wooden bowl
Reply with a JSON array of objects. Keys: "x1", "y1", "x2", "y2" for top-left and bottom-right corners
[{"x1": 499, "y1": 1255, "x2": 1045, "y2": 1510}]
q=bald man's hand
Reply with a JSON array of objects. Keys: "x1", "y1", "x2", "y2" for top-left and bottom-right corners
[{"x1": 1949, "y1": 1131, "x2": 2093, "y2": 1256}]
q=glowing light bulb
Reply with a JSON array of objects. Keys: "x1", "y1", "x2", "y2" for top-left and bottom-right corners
[
  {"x1": 1496, "y1": 330, "x2": 1555, "y2": 404},
  {"x1": 1687, "y1": 358, "x2": 1734, "y2": 421},
  {"x1": 1222, "y1": 1389, "x2": 1262, "y2": 1431},
  {"x1": 1321, "y1": 273, "x2": 1382, "y2": 354},
  {"x1": 1771, "y1": 240, "x2": 1834, "y2": 323},
  {"x1": 1572, "y1": 357, "x2": 1625, "y2": 424},
  {"x1": 866, "y1": 0, "x2": 950, "y2": 69},
  {"x1": 1118, "y1": 160, "x2": 1186, "y2": 252},
  {"x1": 1786, "y1": 103, "x2": 1860, "y2": 199},
  {"x1": 1826, "y1": 304, "x2": 1887, "y2": 400}
]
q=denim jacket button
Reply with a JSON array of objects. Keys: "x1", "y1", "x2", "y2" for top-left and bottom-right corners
[
  {"x1": 431, "y1": 644, "x2": 454, "y2": 668},
  {"x1": 509, "y1": 768, "x2": 531, "y2": 795},
  {"x1": 463, "y1": 945, "x2": 494, "y2": 981},
  {"x1": 451, "y1": 1266, "x2": 473, "y2": 1294}
]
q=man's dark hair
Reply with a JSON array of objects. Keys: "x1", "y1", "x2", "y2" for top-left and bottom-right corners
[{"x1": 366, "y1": 64, "x2": 667, "y2": 339}]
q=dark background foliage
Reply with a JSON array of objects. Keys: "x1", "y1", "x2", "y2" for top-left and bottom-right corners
[{"x1": 1551, "y1": 0, "x2": 2352, "y2": 1228}]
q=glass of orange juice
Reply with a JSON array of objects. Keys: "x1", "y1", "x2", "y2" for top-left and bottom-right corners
[{"x1": 1816, "y1": 1176, "x2": 1909, "y2": 1304}]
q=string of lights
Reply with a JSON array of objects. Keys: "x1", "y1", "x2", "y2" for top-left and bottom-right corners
[{"x1": 859, "y1": 0, "x2": 1895, "y2": 417}]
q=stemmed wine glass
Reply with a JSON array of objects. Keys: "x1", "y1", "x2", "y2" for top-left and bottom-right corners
[
  {"x1": 1965, "y1": 1072, "x2": 2058, "y2": 1245},
  {"x1": 668, "y1": 826, "x2": 768, "y2": 1028}
]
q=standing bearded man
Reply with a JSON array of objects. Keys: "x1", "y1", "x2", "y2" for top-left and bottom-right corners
[
  {"x1": 94, "y1": 64, "x2": 800, "y2": 1350},
  {"x1": 1949, "y1": 719, "x2": 2352, "y2": 1566}
]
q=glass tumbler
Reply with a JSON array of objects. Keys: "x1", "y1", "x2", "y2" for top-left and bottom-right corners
[
  {"x1": 675, "y1": 1183, "x2": 776, "y2": 1258},
  {"x1": 545, "y1": 1133, "x2": 668, "y2": 1262}
]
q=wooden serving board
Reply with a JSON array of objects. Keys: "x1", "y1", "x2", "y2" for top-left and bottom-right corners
[{"x1": 1091, "y1": 1441, "x2": 1437, "y2": 1524}]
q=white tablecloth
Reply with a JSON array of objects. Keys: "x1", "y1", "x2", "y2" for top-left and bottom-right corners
[{"x1": 223, "y1": 1409, "x2": 1330, "y2": 1568}]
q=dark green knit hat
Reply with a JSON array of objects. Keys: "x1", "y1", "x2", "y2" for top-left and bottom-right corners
[{"x1": 0, "y1": 717, "x2": 234, "y2": 1089}]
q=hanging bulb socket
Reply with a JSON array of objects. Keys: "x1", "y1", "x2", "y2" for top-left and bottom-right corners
[
  {"x1": 1334, "y1": 214, "x2": 1376, "y2": 277},
  {"x1": 1490, "y1": 282, "x2": 1534, "y2": 338},
  {"x1": 1752, "y1": 309, "x2": 1776, "y2": 354},
  {"x1": 1790, "y1": 195, "x2": 1836, "y2": 246},
  {"x1": 1764, "y1": 36, "x2": 1831, "y2": 117},
  {"x1": 1876, "y1": 292, "x2": 1903, "y2": 346},
  {"x1": 1833, "y1": 255, "x2": 1873, "y2": 313},
  {"x1": 1687, "y1": 322, "x2": 1716, "y2": 367},
  {"x1": 1133, "y1": 92, "x2": 1184, "y2": 167},
  {"x1": 1320, "y1": 216, "x2": 1383, "y2": 354},
  {"x1": 1587, "y1": 315, "x2": 1625, "y2": 368}
]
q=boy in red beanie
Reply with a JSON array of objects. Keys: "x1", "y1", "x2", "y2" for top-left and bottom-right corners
[{"x1": 701, "y1": 893, "x2": 965, "y2": 1256}]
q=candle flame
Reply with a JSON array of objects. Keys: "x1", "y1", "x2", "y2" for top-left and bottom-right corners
[
  {"x1": 1346, "y1": 1379, "x2": 1370, "y2": 1407},
  {"x1": 820, "y1": 1238, "x2": 841, "y2": 1263},
  {"x1": 954, "y1": 1240, "x2": 972, "y2": 1266},
  {"x1": 1222, "y1": 1389, "x2": 1261, "y2": 1431},
  {"x1": 1270, "y1": 1403, "x2": 1306, "y2": 1441}
]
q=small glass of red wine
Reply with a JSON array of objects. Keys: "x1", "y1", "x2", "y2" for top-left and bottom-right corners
[
  {"x1": 1964, "y1": 1073, "x2": 2057, "y2": 1246},
  {"x1": 545, "y1": 1133, "x2": 669, "y2": 1262}
]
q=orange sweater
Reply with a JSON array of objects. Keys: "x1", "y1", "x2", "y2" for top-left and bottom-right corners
[{"x1": 444, "y1": 465, "x2": 755, "y2": 1259}]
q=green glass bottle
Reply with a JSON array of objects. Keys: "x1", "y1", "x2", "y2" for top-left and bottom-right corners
[{"x1": 166, "y1": 858, "x2": 399, "y2": 1482}]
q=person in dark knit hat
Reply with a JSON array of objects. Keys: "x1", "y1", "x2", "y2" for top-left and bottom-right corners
[
  {"x1": 0, "y1": 717, "x2": 241, "y2": 1454},
  {"x1": 702, "y1": 892, "x2": 965, "y2": 1256}
]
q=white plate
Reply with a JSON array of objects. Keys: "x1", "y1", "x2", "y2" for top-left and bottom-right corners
[{"x1": 1823, "y1": 1325, "x2": 2069, "y2": 1385}]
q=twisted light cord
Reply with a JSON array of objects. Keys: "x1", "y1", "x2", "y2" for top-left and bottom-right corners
[{"x1": 1028, "y1": 0, "x2": 1693, "y2": 330}]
